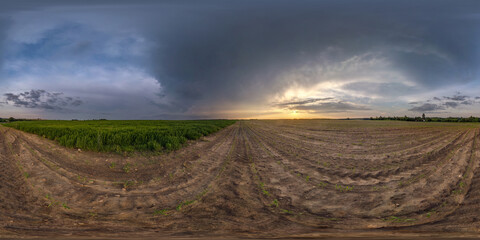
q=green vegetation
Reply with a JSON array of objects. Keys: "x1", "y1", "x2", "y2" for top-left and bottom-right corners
[
  {"x1": 452, "y1": 181, "x2": 466, "y2": 194},
  {"x1": 271, "y1": 199, "x2": 279, "y2": 208},
  {"x1": 0, "y1": 117, "x2": 34, "y2": 122},
  {"x1": 317, "y1": 181, "x2": 327, "y2": 188},
  {"x1": 425, "y1": 210, "x2": 437, "y2": 218},
  {"x1": 280, "y1": 209, "x2": 293, "y2": 214},
  {"x1": 123, "y1": 180, "x2": 135, "y2": 189},
  {"x1": 153, "y1": 209, "x2": 169, "y2": 216},
  {"x1": 176, "y1": 200, "x2": 195, "y2": 211},
  {"x1": 4, "y1": 120, "x2": 236, "y2": 152},
  {"x1": 335, "y1": 184, "x2": 354, "y2": 192},
  {"x1": 109, "y1": 162, "x2": 116, "y2": 169},
  {"x1": 122, "y1": 163, "x2": 131, "y2": 173},
  {"x1": 259, "y1": 182, "x2": 270, "y2": 196},
  {"x1": 62, "y1": 202, "x2": 71, "y2": 209},
  {"x1": 87, "y1": 212, "x2": 97, "y2": 218}
]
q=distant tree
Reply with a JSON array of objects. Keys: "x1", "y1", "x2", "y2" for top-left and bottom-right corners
[{"x1": 422, "y1": 113, "x2": 425, "y2": 120}]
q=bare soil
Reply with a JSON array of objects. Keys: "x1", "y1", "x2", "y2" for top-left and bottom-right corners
[{"x1": 1, "y1": 120, "x2": 480, "y2": 239}]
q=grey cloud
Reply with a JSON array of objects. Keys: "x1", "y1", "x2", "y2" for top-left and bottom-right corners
[
  {"x1": 71, "y1": 99, "x2": 82, "y2": 106},
  {"x1": 274, "y1": 95, "x2": 370, "y2": 113},
  {"x1": 343, "y1": 82, "x2": 417, "y2": 98},
  {"x1": 443, "y1": 95, "x2": 469, "y2": 101},
  {"x1": 274, "y1": 97, "x2": 334, "y2": 107},
  {"x1": 444, "y1": 101, "x2": 458, "y2": 108},
  {"x1": 409, "y1": 93, "x2": 478, "y2": 112},
  {"x1": 144, "y1": 0, "x2": 480, "y2": 112},
  {"x1": 0, "y1": 18, "x2": 10, "y2": 71},
  {"x1": 409, "y1": 103, "x2": 445, "y2": 112},
  {"x1": 293, "y1": 101, "x2": 370, "y2": 113},
  {"x1": 3, "y1": 89, "x2": 82, "y2": 110}
]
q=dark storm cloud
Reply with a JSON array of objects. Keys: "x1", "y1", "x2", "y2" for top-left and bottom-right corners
[
  {"x1": 148, "y1": 0, "x2": 480, "y2": 110},
  {"x1": 409, "y1": 103, "x2": 444, "y2": 112},
  {"x1": 3, "y1": 89, "x2": 82, "y2": 110}
]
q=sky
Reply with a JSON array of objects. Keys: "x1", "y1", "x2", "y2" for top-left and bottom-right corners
[{"x1": 0, "y1": 0, "x2": 480, "y2": 120}]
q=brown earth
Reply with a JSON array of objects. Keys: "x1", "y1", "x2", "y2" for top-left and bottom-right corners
[{"x1": 1, "y1": 120, "x2": 480, "y2": 239}]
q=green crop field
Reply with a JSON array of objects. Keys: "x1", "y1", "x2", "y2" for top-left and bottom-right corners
[{"x1": 3, "y1": 120, "x2": 236, "y2": 152}]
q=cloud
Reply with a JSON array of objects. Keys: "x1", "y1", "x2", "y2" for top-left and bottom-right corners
[
  {"x1": 274, "y1": 96, "x2": 370, "y2": 113},
  {"x1": 147, "y1": 0, "x2": 480, "y2": 112},
  {"x1": 409, "y1": 103, "x2": 444, "y2": 112},
  {"x1": 294, "y1": 101, "x2": 371, "y2": 113},
  {"x1": 274, "y1": 97, "x2": 334, "y2": 107},
  {"x1": 444, "y1": 101, "x2": 459, "y2": 108},
  {"x1": 443, "y1": 95, "x2": 469, "y2": 101},
  {"x1": 409, "y1": 93, "x2": 479, "y2": 112},
  {"x1": 3, "y1": 89, "x2": 82, "y2": 110},
  {"x1": 342, "y1": 81, "x2": 417, "y2": 98}
]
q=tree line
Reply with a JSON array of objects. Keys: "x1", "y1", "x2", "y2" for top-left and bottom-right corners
[{"x1": 370, "y1": 115, "x2": 480, "y2": 122}]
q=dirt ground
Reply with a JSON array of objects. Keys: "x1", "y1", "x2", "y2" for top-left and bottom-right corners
[{"x1": 1, "y1": 120, "x2": 480, "y2": 239}]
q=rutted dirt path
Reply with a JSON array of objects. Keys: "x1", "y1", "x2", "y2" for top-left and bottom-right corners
[{"x1": 1, "y1": 120, "x2": 480, "y2": 239}]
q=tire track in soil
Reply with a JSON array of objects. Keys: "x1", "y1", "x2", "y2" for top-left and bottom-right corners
[
  {"x1": 241, "y1": 121, "x2": 480, "y2": 229},
  {"x1": 247, "y1": 120, "x2": 470, "y2": 187},
  {"x1": 411, "y1": 129, "x2": 480, "y2": 232},
  {"x1": 0, "y1": 128, "x2": 49, "y2": 229},
  {"x1": 169, "y1": 121, "x2": 312, "y2": 236}
]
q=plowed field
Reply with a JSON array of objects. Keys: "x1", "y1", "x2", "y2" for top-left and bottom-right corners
[{"x1": 1, "y1": 120, "x2": 480, "y2": 239}]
